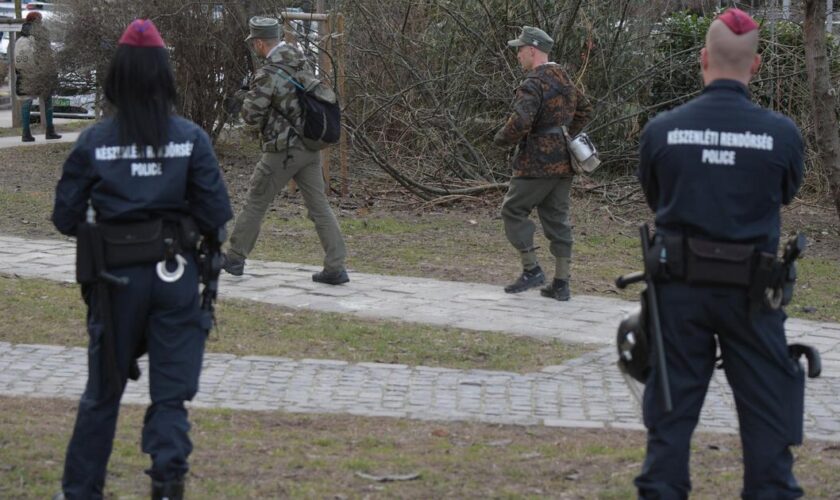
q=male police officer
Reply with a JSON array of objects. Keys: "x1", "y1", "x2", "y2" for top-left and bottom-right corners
[
  {"x1": 494, "y1": 26, "x2": 591, "y2": 300},
  {"x1": 223, "y1": 16, "x2": 349, "y2": 285},
  {"x1": 635, "y1": 9, "x2": 805, "y2": 498}
]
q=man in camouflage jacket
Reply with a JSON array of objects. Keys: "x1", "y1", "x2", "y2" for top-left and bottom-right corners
[
  {"x1": 494, "y1": 26, "x2": 592, "y2": 300},
  {"x1": 223, "y1": 16, "x2": 348, "y2": 285}
]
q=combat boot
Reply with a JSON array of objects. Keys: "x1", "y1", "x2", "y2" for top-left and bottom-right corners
[
  {"x1": 151, "y1": 477, "x2": 184, "y2": 500},
  {"x1": 46, "y1": 126, "x2": 63, "y2": 140},
  {"x1": 312, "y1": 268, "x2": 350, "y2": 285},
  {"x1": 21, "y1": 132, "x2": 35, "y2": 142},
  {"x1": 504, "y1": 266, "x2": 545, "y2": 293},
  {"x1": 221, "y1": 253, "x2": 245, "y2": 276},
  {"x1": 540, "y1": 278, "x2": 571, "y2": 301}
]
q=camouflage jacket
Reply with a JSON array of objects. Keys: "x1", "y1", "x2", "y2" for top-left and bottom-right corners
[
  {"x1": 239, "y1": 42, "x2": 308, "y2": 151},
  {"x1": 14, "y1": 24, "x2": 58, "y2": 97},
  {"x1": 494, "y1": 63, "x2": 592, "y2": 177}
]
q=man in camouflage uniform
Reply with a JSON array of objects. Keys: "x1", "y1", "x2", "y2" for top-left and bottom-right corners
[
  {"x1": 494, "y1": 26, "x2": 592, "y2": 300},
  {"x1": 223, "y1": 16, "x2": 349, "y2": 285}
]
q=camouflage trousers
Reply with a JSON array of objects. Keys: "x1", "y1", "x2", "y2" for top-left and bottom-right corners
[
  {"x1": 228, "y1": 144, "x2": 347, "y2": 272},
  {"x1": 501, "y1": 176, "x2": 573, "y2": 280}
]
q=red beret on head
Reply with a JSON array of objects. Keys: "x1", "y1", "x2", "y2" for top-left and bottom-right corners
[
  {"x1": 118, "y1": 19, "x2": 166, "y2": 48},
  {"x1": 717, "y1": 8, "x2": 759, "y2": 35},
  {"x1": 25, "y1": 11, "x2": 42, "y2": 22}
]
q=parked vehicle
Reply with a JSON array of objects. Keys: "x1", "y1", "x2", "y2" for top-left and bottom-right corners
[{"x1": 30, "y1": 72, "x2": 97, "y2": 120}]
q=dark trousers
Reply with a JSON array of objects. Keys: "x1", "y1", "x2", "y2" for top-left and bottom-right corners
[
  {"x1": 62, "y1": 255, "x2": 208, "y2": 499},
  {"x1": 635, "y1": 283, "x2": 805, "y2": 499},
  {"x1": 21, "y1": 94, "x2": 56, "y2": 136}
]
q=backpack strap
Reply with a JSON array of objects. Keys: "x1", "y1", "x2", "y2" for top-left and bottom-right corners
[
  {"x1": 266, "y1": 63, "x2": 304, "y2": 131},
  {"x1": 274, "y1": 64, "x2": 306, "y2": 91}
]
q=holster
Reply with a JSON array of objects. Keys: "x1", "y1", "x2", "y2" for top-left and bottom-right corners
[
  {"x1": 645, "y1": 235, "x2": 684, "y2": 280},
  {"x1": 75, "y1": 222, "x2": 98, "y2": 285}
]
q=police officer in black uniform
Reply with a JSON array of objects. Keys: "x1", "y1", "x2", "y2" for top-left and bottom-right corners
[
  {"x1": 634, "y1": 8, "x2": 805, "y2": 499},
  {"x1": 52, "y1": 20, "x2": 232, "y2": 500}
]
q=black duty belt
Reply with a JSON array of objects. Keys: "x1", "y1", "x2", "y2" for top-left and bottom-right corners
[
  {"x1": 646, "y1": 234, "x2": 774, "y2": 288},
  {"x1": 646, "y1": 233, "x2": 804, "y2": 310}
]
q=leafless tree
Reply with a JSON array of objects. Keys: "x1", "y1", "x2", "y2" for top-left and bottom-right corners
[{"x1": 803, "y1": 0, "x2": 840, "y2": 219}]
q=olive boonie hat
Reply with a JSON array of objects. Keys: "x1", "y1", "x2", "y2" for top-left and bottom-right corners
[
  {"x1": 245, "y1": 16, "x2": 280, "y2": 41},
  {"x1": 507, "y1": 26, "x2": 554, "y2": 54}
]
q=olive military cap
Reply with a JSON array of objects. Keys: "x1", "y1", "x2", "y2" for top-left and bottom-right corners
[
  {"x1": 507, "y1": 26, "x2": 554, "y2": 54},
  {"x1": 245, "y1": 16, "x2": 281, "y2": 41}
]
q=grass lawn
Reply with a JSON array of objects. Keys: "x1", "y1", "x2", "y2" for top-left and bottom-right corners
[
  {"x1": 2, "y1": 397, "x2": 839, "y2": 499},
  {"x1": 0, "y1": 275, "x2": 591, "y2": 373},
  {"x1": 0, "y1": 141, "x2": 838, "y2": 322}
]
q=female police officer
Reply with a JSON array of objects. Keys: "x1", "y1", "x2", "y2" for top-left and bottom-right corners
[{"x1": 51, "y1": 20, "x2": 232, "y2": 499}]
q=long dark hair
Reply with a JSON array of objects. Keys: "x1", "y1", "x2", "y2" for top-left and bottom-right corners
[{"x1": 103, "y1": 45, "x2": 177, "y2": 152}]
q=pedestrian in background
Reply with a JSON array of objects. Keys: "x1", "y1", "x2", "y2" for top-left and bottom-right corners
[{"x1": 15, "y1": 11, "x2": 61, "y2": 142}]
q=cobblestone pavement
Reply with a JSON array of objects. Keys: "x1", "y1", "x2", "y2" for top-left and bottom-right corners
[
  {"x1": 2, "y1": 342, "x2": 838, "y2": 441},
  {"x1": 1, "y1": 234, "x2": 839, "y2": 441}
]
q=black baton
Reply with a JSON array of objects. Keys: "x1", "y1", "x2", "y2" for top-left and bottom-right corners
[{"x1": 639, "y1": 224, "x2": 673, "y2": 413}]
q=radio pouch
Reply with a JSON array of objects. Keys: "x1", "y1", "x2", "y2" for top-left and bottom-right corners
[{"x1": 685, "y1": 238, "x2": 754, "y2": 287}]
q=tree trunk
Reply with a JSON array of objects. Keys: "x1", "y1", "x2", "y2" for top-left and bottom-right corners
[{"x1": 803, "y1": 0, "x2": 840, "y2": 219}]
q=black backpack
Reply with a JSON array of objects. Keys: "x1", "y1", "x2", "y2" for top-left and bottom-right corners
[{"x1": 277, "y1": 66, "x2": 341, "y2": 151}]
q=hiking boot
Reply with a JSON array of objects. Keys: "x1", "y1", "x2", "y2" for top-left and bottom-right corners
[
  {"x1": 151, "y1": 477, "x2": 184, "y2": 500},
  {"x1": 221, "y1": 253, "x2": 245, "y2": 276},
  {"x1": 45, "y1": 128, "x2": 63, "y2": 140},
  {"x1": 504, "y1": 266, "x2": 545, "y2": 293},
  {"x1": 540, "y1": 279, "x2": 571, "y2": 301},
  {"x1": 312, "y1": 268, "x2": 350, "y2": 285},
  {"x1": 21, "y1": 133, "x2": 35, "y2": 143}
]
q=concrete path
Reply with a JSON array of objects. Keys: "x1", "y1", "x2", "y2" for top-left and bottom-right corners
[
  {"x1": 0, "y1": 107, "x2": 84, "y2": 149},
  {"x1": 1, "y1": 233, "x2": 839, "y2": 441},
  {"x1": 0, "y1": 131, "x2": 79, "y2": 149}
]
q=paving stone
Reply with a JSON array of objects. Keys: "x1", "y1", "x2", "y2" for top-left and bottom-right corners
[{"x1": 1, "y1": 234, "x2": 839, "y2": 441}]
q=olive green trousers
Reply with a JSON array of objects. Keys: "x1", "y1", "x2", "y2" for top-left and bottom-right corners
[
  {"x1": 501, "y1": 176, "x2": 573, "y2": 280},
  {"x1": 228, "y1": 144, "x2": 347, "y2": 272}
]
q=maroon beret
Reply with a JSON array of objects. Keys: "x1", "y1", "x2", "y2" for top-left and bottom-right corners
[
  {"x1": 717, "y1": 8, "x2": 759, "y2": 35},
  {"x1": 118, "y1": 19, "x2": 166, "y2": 48}
]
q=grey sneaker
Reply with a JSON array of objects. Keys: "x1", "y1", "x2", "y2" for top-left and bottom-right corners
[
  {"x1": 540, "y1": 278, "x2": 571, "y2": 301},
  {"x1": 221, "y1": 253, "x2": 245, "y2": 276},
  {"x1": 504, "y1": 266, "x2": 545, "y2": 293},
  {"x1": 312, "y1": 268, "x2": 350, "y2": 285}
]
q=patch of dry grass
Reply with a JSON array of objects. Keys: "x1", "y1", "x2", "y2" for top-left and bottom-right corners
[
  {"x1": 2, "y1": 397, "x2": 839, "y2": 499},
  {"x1": 0, "y1": 142, "x2": 838, "y2": 321},
  {"x1": 0, "y1": 275, "x2": 591, "y2": 373}
]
